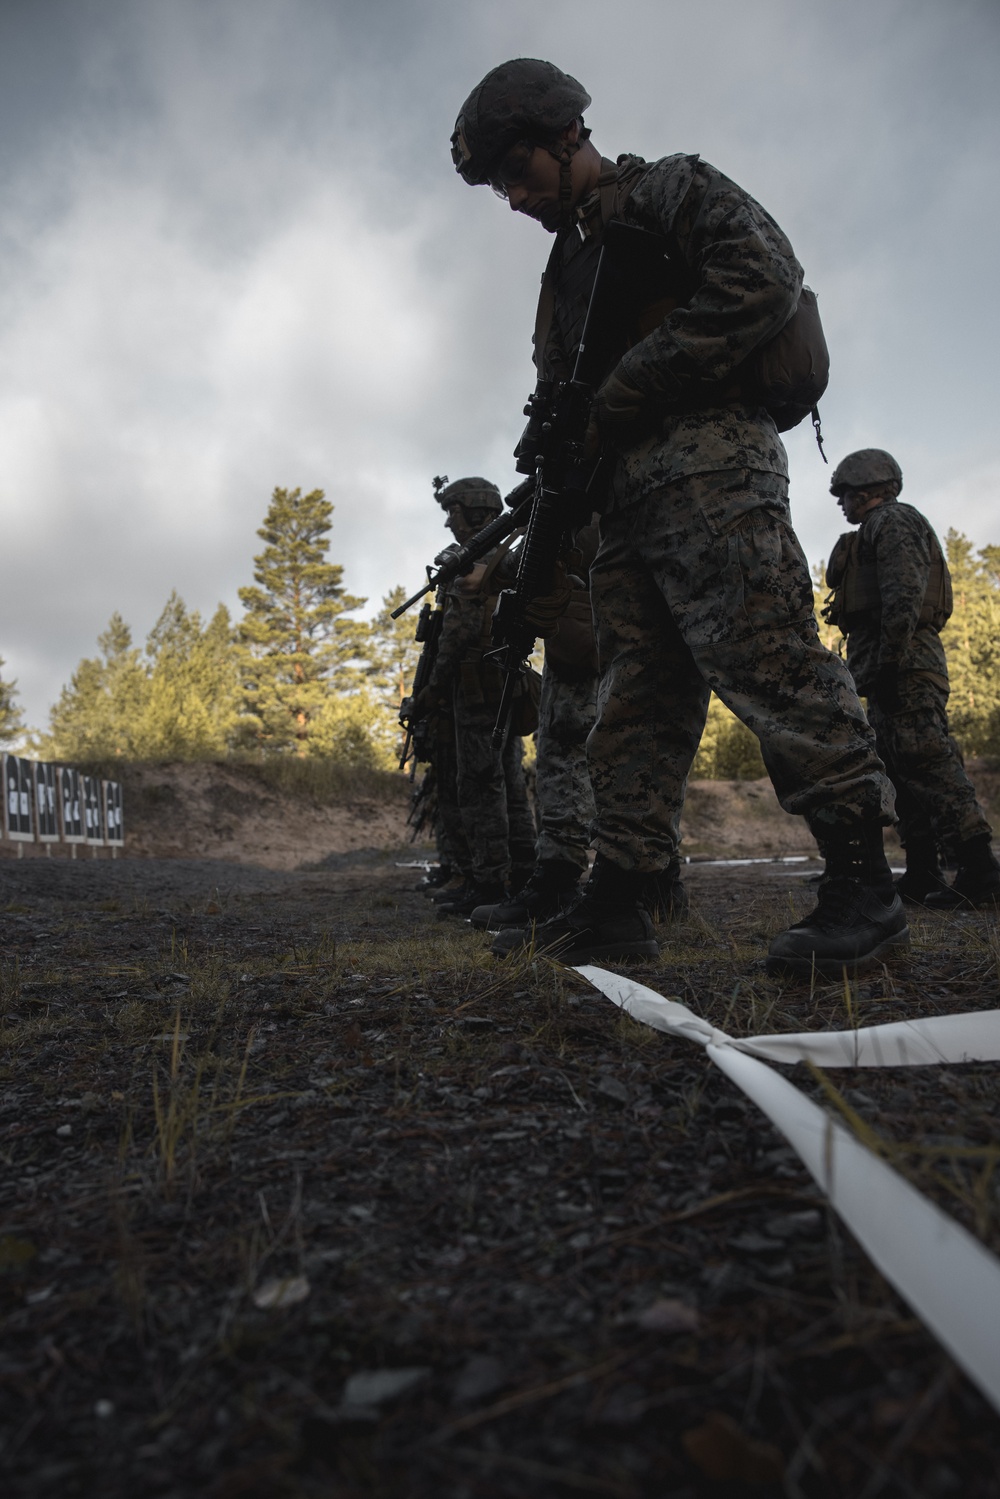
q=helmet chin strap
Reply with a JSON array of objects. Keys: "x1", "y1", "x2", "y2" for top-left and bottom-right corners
[{"x1": 544, "y1": 140, "x2": 580, "y2": 230}]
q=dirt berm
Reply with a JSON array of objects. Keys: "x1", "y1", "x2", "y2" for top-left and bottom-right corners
[{"x1": 6, "y1": 758, "x2": 993, "y2": 868}]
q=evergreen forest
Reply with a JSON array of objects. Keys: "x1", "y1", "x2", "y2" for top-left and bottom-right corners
[{"x1": 2, "y1": 495, "x2": 998, "y2": 778}]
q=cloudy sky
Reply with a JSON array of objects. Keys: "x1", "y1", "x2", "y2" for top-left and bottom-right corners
[{"x1": 1, "y1": 0, "x2": 998, "y2": 728}]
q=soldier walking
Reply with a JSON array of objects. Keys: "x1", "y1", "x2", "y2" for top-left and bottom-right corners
[
  {"x1": 825, "y1": 449, "x2": 999, "y2": 909},
  {"x1": 451, "y1": 57, "x2": 904, "y2": 977}
]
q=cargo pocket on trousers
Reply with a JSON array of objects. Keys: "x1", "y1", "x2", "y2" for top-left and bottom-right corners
[{"x1": 725, "y1": 510, "x2": 815, "y2": 637}]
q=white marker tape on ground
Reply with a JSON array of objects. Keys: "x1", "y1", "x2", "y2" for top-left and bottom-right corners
[{"x1": 574, "y1": 965, "x2": 1000, "y2": 1416}]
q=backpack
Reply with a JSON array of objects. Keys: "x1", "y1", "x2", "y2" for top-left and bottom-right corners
[{"x1": 738, "y1": 285, "x2": 829, "y2": 437}]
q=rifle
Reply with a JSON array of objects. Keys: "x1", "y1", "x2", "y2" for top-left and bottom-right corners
[
  {"x1": 390, "y1": 479, "x2": 534, "y2": 620},
  {"x1": 398, "y1": 594, "x2": 444, "y2": 770},
  {"x1": 406, "y1": 766, "x2": 436, "y2": 840},
  {"x1": 489, "y1": 221, "x2": 671, "y2": 746}
]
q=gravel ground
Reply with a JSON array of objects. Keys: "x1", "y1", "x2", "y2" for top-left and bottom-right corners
[{"x1": 2, "y1": 851, "x2": 999, "y2": 1497}]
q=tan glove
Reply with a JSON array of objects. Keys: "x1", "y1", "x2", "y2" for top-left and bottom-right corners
[
  {"x1": 400, "y1": 685, "x2": 443, "y2": 725},
  {"x1": 592, "y1": 363, "x2": 646, "y2": 433},
  {"x1": 522, "y1": 562, "x2": 573, "y2": 638}
]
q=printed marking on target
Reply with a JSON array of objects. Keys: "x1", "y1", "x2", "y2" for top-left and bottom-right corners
[{"x1": 3, "y1": 753, "x2": 35, "y2": 846}]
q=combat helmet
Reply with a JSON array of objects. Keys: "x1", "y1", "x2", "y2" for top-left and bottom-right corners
[
  {"x1": 433, "y1": 475, "x2": 502, "y2": 515},
  {"x1": 451, "y1": 58, "x2": 591, "y2": 187},
  {"x1": 829, "y1": 449, "x2": 903, "y2": 497}
]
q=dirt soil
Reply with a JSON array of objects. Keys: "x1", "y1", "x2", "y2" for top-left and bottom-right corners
[
  {"x1": 104, "y1": 762, "x2": 413, "y2": 871},
  {"x1": 0, "y1": 763, "x2": 900, "y2": 872},
  {"x1": 2, "y1": 841, "x2": 999, "y2": 1498}
]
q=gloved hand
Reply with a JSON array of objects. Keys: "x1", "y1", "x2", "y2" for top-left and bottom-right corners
[
  {"x1": 522, "y1": 562, "x2": 573, "y2": 637},
  {"x1": 873, "y1": 664, "x2": 903, "y2": 712},
  {"x1": 593, "y1": 362, "x2": 647, "y2": 430},
  {"x1": 400, "y1": 685, "x2": 442, "y2": 725},
  {"x1": 433, "y1": 541, "x2": 474, "y2": 575},
  {"x1": 583, "y1": 363, "x2": 648, "y2": 460}
]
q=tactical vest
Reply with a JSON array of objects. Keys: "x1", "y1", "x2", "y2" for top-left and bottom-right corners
[
  {"x1": 823, "y1": 504, "x2": 953, "y2": 632},
  {"x1": 533, "y1": 156, "x2": 828, "y2": 433},
  {"x1": 453, "y1": 540, "x2": 515, "y2": 709}
]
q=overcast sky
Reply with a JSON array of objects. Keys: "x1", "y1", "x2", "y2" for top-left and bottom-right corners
[{"x1": 1, "y1": 0, "x2": 998, "y2": 728}]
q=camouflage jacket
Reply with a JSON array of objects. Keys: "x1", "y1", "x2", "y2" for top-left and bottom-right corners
[
  {"x1": 537, "y1": 153, "x2": 801, "y2": 503},
  {"x1": 428, "y1": 546, "x2": 509, "y2": 692},
  {"x1": 832, "y1": 503, "x2": 950, "y2": 694}
]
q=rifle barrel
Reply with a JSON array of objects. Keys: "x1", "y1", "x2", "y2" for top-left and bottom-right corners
[{"x1": 391, "y1": 582, "x2": 432, "y2": 620}]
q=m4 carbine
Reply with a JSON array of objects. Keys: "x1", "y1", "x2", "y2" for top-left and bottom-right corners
[
  {"x1": 488, "y1": 220, "x2": 671, "y2": 746},
  {"x1": 390, "y1": 479, "x2": 534, "y2": 621},
  {"x1": 397, "y1": 595, "x2": 444, "y2": 771}
]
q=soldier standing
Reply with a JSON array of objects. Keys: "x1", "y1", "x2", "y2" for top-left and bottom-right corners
[
  {"x1": 414, "y1": 477, "x2": 537, "y2": 915},
  {"x1": 825, "y1": 449, "x2": 999, "y2": 909},
  {"x1": 470, "y1": 525, "x2": 599, "y2": 933},
  {"x1": 451, "y1": 57, "x2": 904, "y2": 977}
]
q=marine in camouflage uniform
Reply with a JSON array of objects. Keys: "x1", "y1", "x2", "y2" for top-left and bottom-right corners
[
  {"x1": 534, "y1": 612, "x2": 597, "y2": 875},
  {"x1": 427, "y1": 714, "x2": 473, "y2": 889},
  {"x1": 452, "y1": 57, "x2": 905, "y2": 976},
  {"x1": 825, "y1": 448, "x2": 998, "y2": 909},
  {"x1": 469, "y1": 535, "x2": 601, "y2": 931},
  {"x1": 424, "y1": 478, "x2": 537, "y2": 914}
]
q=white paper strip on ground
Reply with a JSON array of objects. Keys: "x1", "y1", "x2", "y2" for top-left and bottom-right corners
[
  {"x1": 736, "y1": 1011, "x2": 1000, "y2": 1068},
  {"x1": 573, "y1": 965, "x2": 1000, "y2": 1068},
  {"x1": 711, "y1": 1043, "x2": 1000, "y2": 1416},
  {"x1": 574, "y1": 964, "x2": 1000, "y2": 1416}
]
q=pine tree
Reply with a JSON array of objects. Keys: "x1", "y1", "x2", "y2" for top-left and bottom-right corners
[
  {"x1": 308, "y1": 685, "x2": 397, "y2": 769},
  {"x1": 367, "y1": 586, "x2": 426, "y2": 709},
  {"x1": 46, "y1": 614, "x2": 151, "y2": 759},
  {"x1": 141, "y1": 595, "x2": 242, "y2": 757},
  {"x1": 941, "y1": 530, "x2": 1000, "y2": 757},
  {"x1": 0, "y1": 655, "x2": 25, "y2": 745},
  {"x1": 238, "y1": 487, "x2": 368, "y2": 751}
]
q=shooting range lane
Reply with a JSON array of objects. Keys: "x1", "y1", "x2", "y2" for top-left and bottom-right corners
[{"x1": 576, "y1": 964, "x2": 1000, "y2": 1416}]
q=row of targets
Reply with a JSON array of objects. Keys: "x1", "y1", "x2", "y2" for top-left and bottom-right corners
[{"x1": 3, "y1": 754, "x2": 124, "y2": 847}]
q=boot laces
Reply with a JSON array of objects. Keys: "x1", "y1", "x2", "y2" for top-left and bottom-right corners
[{"x1": 797, "y1": 876, "x2": 867, "y2": 933}]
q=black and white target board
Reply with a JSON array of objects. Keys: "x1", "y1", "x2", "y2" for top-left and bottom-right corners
[
  {"x1": 3, "y1": 754, "x2": 35, "y2": 841},
  {"x1": 34, "y1": 762, "x2": 60, "y2": 842},
  {"x1": 103, "y1": 781, "x2": 124, "y2": 847},
  {"x1": 82, "y1": 775, "x2": 104, "y2": 844},
  {"x1": 60, "y1": 767, "x2": 86, "y2": 843}
]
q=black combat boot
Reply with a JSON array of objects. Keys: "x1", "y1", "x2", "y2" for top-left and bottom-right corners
[
  {"x1": 893, "y1": 837, "x2": 952, "y2": 907},
  {"x1": 491, "y1": 854, "x2": 658, "y2": 963},
  {"x1": 924, "y1": 834, "x2": 1000, "y2": 911},
  {"x1": 766, "y1": 824, "x2": 909, "y2": 980},
  {"x1": 508, "y1": 863, "x2": 536, "y2": 898},
  {"x1": 429, "y1": 875, "x2": 474, "y2": 905},
  {"x1": 437, "y1": 880, "x2": 507, "y2": 918},
  {"x1": 469, "y1": 859, "x2": 584, "y2": 931},
  {"x1": 641, "y1": 857, "x2": 689, "y2": 923}
]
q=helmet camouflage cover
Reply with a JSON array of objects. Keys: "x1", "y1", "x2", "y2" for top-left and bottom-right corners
[
  {"x1": 829, "y1": 449, "x2": 903, "y2": 497},
  {"x1": 435, "y1": 476, "x2": 502, "y2": 514},
  {"x1": 451, "y1": 58, "x2": 591, "y2": 186}
]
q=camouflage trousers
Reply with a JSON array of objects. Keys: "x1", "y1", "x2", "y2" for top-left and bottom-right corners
[
  {"x1": 535, "y1": 662, "x2": 598, "y2": 872},
  {"x1": 588, "y1": 469, "x2": 895, "y2": 870},
  {"x1": 453, "y1": 677, "x2": 537, "y2": 886},
  {"x1": 430, "y1": 722, "x2": 472, "y2": 875},
  {"x1": 867, "y1": 676, "x2": 992, "y2": 857}
]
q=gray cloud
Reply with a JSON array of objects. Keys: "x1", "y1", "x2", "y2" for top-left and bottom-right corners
[{"x1": 1, "y1": 0, "x2": 997, "y2": 725}]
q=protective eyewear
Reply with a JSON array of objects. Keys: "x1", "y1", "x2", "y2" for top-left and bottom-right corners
[{"x1": 487, "y1": 140, "x2": 537, "y2": 197}]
